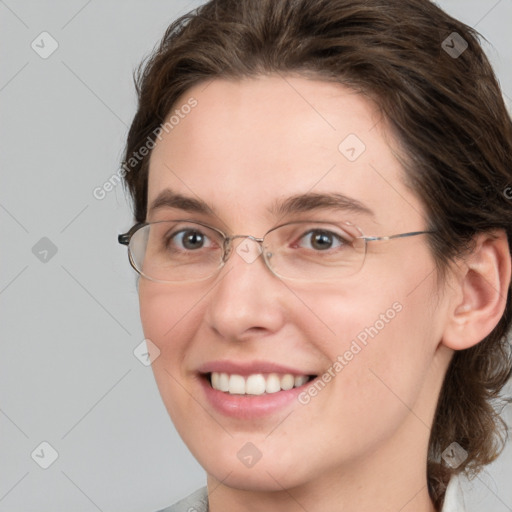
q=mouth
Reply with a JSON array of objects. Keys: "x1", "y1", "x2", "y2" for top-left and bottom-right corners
[{"x1": 204, "y1": 372, "x2": 317, "y2": 395}]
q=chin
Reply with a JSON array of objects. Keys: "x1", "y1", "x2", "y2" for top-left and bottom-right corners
[{"x1": 206, "y1": 460, "x2": 310, "y2": 492}]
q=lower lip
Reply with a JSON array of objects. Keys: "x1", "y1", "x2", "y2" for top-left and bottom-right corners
[{"x1": 199, "y1": 375, "x2": 311, "y2": 419}]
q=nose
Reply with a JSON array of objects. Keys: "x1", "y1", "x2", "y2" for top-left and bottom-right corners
[{"x1": 204, "y1": 237, "x2": 287, "y2": 342}]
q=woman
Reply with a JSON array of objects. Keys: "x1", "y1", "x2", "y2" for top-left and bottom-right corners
[{"x1": 117, "y1": 0, "x2": 512, "y2": 510}]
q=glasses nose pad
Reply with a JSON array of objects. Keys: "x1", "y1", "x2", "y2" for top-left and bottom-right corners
[
  {"x1": 222, "y1": 238, "x2": 232, "y2": 263},
  {"x1": 352, "y1": 237, "x2": 367, "y2": 275},
  {"x1": 234, "y1": 236, "x2": 263, "y2": 264}
]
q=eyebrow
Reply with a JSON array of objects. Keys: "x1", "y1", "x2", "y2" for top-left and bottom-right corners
[{"x1": 148, "y1": 188, "x2": 374, "y2": 219}]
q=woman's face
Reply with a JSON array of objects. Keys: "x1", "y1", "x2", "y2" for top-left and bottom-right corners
[{"x1": 140, "y1": 75, "x2": 453, "y2": 491}]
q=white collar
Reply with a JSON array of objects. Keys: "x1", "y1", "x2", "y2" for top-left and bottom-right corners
[{"x1": 441, "y1": 474, "x2": 467, "y2": 512}]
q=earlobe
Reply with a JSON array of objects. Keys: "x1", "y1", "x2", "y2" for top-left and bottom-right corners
[{"x1": 442, "y1": 230, "x2": 511, "y2": 351}]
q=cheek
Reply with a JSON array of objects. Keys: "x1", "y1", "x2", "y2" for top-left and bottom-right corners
[
  {"x1": 307, "y1": 275, "x2": 439, "y2": 439},
  {"x1": 139, "y1": 282, "x2": 212, "y2": 433},
  {"x1": 138, "y1": 281, "x2": 203, "y2": 389},
  {"x1": 139, "y1": 281, "x2": 201, "y2": 351}
]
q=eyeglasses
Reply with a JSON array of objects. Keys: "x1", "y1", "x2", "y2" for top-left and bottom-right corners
[{"x1": 118, "y1": 219, "x2": 433, "y2": 283}]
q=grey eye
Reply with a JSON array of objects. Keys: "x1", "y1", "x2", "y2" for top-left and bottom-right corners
[{"x1": 166, "y1": 229, "x2": 213, "y2": 251}]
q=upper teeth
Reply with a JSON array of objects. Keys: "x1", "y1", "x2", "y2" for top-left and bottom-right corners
[{"x1": 210, "y1": 372, "x2": 310, "y2": 395}]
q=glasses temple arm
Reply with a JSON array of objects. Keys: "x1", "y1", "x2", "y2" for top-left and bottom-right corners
[
  {"x1": 118, "y1": 233, "x2": 130, "y2": 245},
  {"x1": 362, "y1": 230, "x2": 434, "y2": 242},
  {"x1": 118, "y1": 222, "x2": 147, "y2": 246}
]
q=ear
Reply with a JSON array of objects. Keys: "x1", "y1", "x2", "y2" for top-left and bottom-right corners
[{"x1": 442, "y1": 230, "x2": 511, "y2": 350}]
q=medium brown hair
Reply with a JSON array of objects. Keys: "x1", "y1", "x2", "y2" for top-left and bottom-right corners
[{"x1": 121, "y1": 0, "x2": 512, "y2": 508}]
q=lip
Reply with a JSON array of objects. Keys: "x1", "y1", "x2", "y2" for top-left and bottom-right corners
[
  {"x1": 196, "y1": 360, "x2": 318, "y2": 420},
  {"x1": 199, "y1": 374, "x2": 314, "y2": 419},
  {"x1": 197, "y1": 360, "x2": 315, "y2": 377}
]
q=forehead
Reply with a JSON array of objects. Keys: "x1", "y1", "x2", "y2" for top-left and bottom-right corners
[{"x1": 147, "y1": 75, "x2": 425, "y2": 232}]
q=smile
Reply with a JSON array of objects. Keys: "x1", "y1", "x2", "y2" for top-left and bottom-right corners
[{"x1": 209, "y1": 372, "x2": 315, "y2": 395}]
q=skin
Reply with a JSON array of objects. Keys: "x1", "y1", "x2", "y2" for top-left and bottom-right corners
[{"x1": 139, "y1": 75, "x2": 510, "y2": 512}]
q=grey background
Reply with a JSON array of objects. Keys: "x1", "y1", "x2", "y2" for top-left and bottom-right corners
[{"x1": 0, "y1": 1, "x2": 511, "y2": 511}]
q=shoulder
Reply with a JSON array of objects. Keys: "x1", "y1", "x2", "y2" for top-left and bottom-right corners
[
  {"x1": 154, "y1": 486, "x2": 208, "y2": 512},
  {"x1": 441, "y1": 474, "x2": 467, "y2": 512}
]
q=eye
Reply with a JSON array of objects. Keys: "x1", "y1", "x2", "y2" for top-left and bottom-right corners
[
  {"x1": 166, "y1": 228, "x2": 213, "y2": 251},
  {"x1": 296, "y1": 229, "x2": 349, "y2": 251}
]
